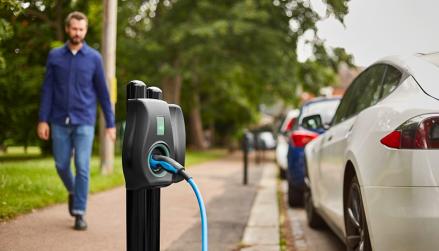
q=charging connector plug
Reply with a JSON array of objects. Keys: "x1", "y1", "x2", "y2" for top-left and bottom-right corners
[{"x1": 150, "y1": 155, "x2": 191, "y2": 181}]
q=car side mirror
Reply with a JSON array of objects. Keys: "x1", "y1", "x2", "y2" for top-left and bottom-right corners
[{"x1": 301, "y1": 114, "x2": 326, "y2": 132}]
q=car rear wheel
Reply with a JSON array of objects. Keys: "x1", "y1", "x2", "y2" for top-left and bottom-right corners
[
  {"x1": 279, "y1": 168, "x2": 286, "y2": 179},
  {"x1": 288, "y1": 182, "x2": 303, "y2": 207},
  {"x1": 345, "y1": 176, "x2": 372, "y2": 251},
  {"x1": 304, "y1": 177, "x2": 325, "y2": 229}
]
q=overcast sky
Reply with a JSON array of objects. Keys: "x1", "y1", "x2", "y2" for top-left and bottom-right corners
[{"x1": 298, "y1": 0, "x2": 439, "y2": 67}]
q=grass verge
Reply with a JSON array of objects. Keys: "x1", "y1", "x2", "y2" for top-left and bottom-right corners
[{"x1": 0, "y1": 149, "x2": 226, "y2": 221}]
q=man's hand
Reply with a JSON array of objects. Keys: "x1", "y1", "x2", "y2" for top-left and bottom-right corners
[
  {"x1": 37, "y1": 122, "x2": 50, "y2": 140},
  {"x1": 106, "y1": 127, "x2": 116, "y2": 142}
]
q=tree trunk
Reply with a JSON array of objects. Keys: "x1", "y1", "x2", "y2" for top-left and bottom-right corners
[
  {"x1": 24, "y1": 138, "x2": 28, "y2": 154},
  {"x1": 161, "y1": 73, "x2": 182, "y2": 104},
  {"x1": 55, "y1": 0, "x2": 64, "y2": 42},
  {"x1": 161, "y1": 60, "x2": 182, "y2": 104},
  {"x1": 100, "y1": 0, "x2": 118, "y2": 175},
  {"x1": 0, "y1": 144, "x2": 7, "y2": 153},
  {"x1": 189, "y1": 93, "x2": 207, "y2": 150},
  {"x1": 206, "y1": 121, "x2": 215, "y2": 147}
]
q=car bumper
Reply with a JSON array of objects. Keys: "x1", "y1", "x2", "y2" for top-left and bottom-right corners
[
  {"x1": 363, "y1": 186, "x2": 439, "y2": 251},
  {"x1": 276, "y1": 137, "x2": 289, "y2": 170}
]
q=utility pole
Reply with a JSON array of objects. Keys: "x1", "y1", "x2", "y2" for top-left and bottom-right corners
[{"x1": 100, "y1": 0, "x2": 118, "y2": 174}]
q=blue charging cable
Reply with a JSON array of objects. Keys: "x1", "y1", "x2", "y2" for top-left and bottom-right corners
[{"x1": 149, "y1": 155, "x2": 208, "y2": 251}]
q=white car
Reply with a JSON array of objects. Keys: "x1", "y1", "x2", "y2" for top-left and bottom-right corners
[
  {"x1": 275, "y1": 109, "x2": 299, "y2": 177},
  {"x1": 304, "y1": 53, "x2": 439, "y2": 251},
  {"x1": 257, "y1": 131, "x2": 276, "y2": 150}
]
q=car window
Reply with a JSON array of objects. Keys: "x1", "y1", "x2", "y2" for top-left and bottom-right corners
[
  {"x1": 380, "y1": 65, "x2": 402, "y2": 98},
  {"x1": 302, "y1": 115, "x2": 323, "y2": 130},
  {"x1": 332, "y1": 64, "x2": 386, "y2": 124},
  {"x1": 300, "y1": 99, "x2": 340, "y2": 125},
  {"x1": 348, "y1": 64, "x2": 386, "y2": 116},
  {"x1": 332, "y1": 80, "x2": 358, "y2": 125}
]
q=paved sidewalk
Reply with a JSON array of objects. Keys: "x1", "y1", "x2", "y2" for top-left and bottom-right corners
[
  {"x1": 0, "y1": 153, "x2": 268, "y2": 251},
  {"x1": 241, "y1": 162, "x2": 279, "y2": 251}
]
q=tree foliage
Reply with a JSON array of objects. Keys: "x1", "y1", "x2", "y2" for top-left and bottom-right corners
[
  {"x1": 0, "y1": 1, "x2": 21, "y2": 68},
  {"x1": 0, "y1": 0, "x2": 352, "y2": 150},
  {"x1": 116, "y1": 0, "x2": 352, "y2": 148}
]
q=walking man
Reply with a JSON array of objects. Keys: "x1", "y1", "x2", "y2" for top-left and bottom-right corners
[{"x1": 37, "y1": 11, "x2": 115, "y2": 230}]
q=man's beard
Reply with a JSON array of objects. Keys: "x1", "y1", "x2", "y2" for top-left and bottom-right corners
[{"x1": 69, "y1": 36, "x2": 83, "y2": 45}]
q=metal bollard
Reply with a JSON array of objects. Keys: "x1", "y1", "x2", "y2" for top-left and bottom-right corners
[{"x1": 242, "y1": 131, "x2": 253, "y2": 185}]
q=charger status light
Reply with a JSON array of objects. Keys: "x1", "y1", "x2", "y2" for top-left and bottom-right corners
[{"x1": 157, "y1": 116, "x2": 165, "y2": 135}]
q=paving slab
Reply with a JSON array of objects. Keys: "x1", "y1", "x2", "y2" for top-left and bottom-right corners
[
  {"x1": 241, "y1": 245, "x2": 279, "y2": 251},
  {"x1": 241, "y1": 162, "x2": 279, "y2": 250},
  {"x1": 247, "y1": 204, "x2": 278, "y2": 227}
]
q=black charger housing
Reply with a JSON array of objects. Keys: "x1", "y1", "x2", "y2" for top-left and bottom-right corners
[{"x1": 122, "y1": 80, "x2": 186, "y2": 190}]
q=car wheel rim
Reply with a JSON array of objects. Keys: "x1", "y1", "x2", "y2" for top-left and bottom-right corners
[{"x1": 346, "y1": 182, "x2": 366, "y2": 251}]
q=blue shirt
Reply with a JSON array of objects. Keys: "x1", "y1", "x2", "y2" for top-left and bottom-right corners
[{"x1": 39, "y1": 42, "x2": 115, "y2": 128}]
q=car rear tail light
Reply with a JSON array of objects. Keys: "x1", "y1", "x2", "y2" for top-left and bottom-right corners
[
  {"x1": 380, "y1": 114, "x2": 439, "y2": 149},
  {"x1": 285, "y1": 117, "x2": 297, "y2": 131},
  {"x1": 290, "y1": 130, "x2": 319, "y2": 147}
]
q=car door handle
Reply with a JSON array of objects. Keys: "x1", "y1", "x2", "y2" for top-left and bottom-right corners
[{"x1": 345, "y1": 124, "x2": 354, "y2": 138}]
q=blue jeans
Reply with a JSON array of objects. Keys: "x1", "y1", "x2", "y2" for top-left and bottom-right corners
[{"x1": 51, "y1": 124, "x2": 95, "y2": 215}]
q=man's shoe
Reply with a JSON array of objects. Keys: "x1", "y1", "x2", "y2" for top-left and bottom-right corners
[
  {"x1": 74, "y1": 215, "x2": 87, "y2": 231},
  {"x1": 68, "y1": 194, "x2": 74, "y2": 217}
]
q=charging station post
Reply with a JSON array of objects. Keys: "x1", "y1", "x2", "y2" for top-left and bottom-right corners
[
  {"x1": 126, "y1": 187, "x2": 160, "y2": 251},
  {"x1": 125, "y1": 81, "x2": 160, "y2": 251},
  {"x1": 123, "y1": 80, "x2": 209, "y2": 251},
  {"x1": 122, "y1": 80, "x2": 186, "y2": 251}
]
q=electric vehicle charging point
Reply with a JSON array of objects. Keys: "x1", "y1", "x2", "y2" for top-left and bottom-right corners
[{"x1": 122, "y1": 80, "x2": 208, "y2": 251}]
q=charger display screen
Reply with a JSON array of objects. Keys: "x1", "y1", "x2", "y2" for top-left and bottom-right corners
[{"x1": 157, "y1": 116, "x2": 165, "y2": 135}]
